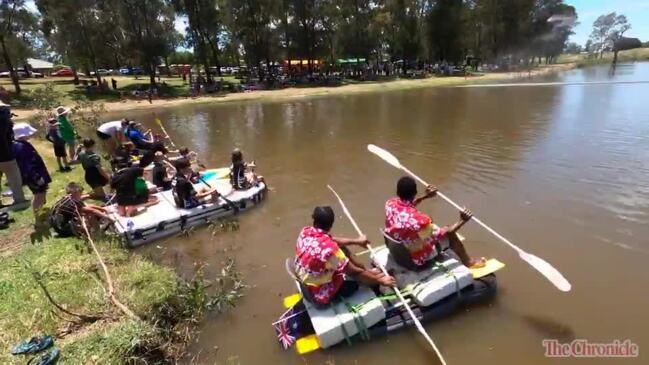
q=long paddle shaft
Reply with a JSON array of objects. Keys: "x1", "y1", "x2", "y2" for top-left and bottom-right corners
[
  {"x1": 367, "y1": 144, "x2": 571, "y2": 292},
  {"x1": 327, "y1": 185, "x2": 448, "y2": 365},
  {"x1": 155, "y1": 118, "x2": 177, "y2": 149},
  {"x1": 198, "y1": 175, "x2": 239, "y2": 214}
]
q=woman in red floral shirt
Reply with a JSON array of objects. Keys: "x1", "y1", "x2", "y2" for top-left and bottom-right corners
[
  {"x1": 385, "y1": 176, "x2": 485, "y2": 268},
  {"x1": 295, "y1": 206, "x2": 396, "y2": 306}
]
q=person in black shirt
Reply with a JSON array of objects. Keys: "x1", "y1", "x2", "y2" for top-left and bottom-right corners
[
  {"x1": 152, "y1": 152, "x2": 174, "y2": 191},
  {"x1": 111, "y1": 142, "x2": 134, "y2": 171},
  {"x1": 110, "y1": 166, "x2": 159, "y2": 216},
  {"x1": 138, "y1": 138, "x2": 169, "y2": 167},
  {"x1": 172, "y1": 159, "x2": 220, "y2": 209},
  {"x1": 49, "y1": 182, "x2": 114, "y2": 237}
]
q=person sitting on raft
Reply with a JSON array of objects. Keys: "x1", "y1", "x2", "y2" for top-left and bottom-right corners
[
  {"x1": 137, "y1": 134, "x2": 170, "y2": 167},
  {"x1": 124, "y1": 121, "x2": 155, "y2": 151},
  {"x1": 230, "y1": 148, "x2": 261, "y2": 190},
  {"x1": 385, "y1": 176, "x2": 485, "y2": 269},
  {"x1": 111, "y1": 141, "x2": 135, "y2": 171},
  {"x1": 172, "y1": 159, "x2": 221, "y2": 209},
  {"x1": 110, "y1": 166, "x2": 159, "y2": 217},
  {"x1": 78, "y1": 138, "x2": 111, "y2": 201},
  {"x1": 49, "y1": 182, "x2": 114, "y2": 237},
  {"x1": 294, "y1": 206, "x2": 396, "y2": 307},
  {"x1": 152, "y1": 152, "x2": 175, "y2": 191}
]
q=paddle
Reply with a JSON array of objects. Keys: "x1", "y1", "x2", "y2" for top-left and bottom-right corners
[
  {"x1": 155, "y1": 118, "x2": 177, "y2": 149},
  {"x1": 367, "y1": 144, "x2": 571, "y2": 292},
  {"x1": 154, "y1": 118, "x2": 239, "y2": 214},
  {"x1": 327, "y1": 185, "x2": 448, "y2": 365}
]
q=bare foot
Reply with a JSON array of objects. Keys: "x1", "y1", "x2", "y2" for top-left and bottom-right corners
[{"x1": 468, "y1": 257, "x2": 487, "y2": 268}]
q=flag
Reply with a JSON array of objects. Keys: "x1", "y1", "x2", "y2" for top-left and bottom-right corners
[{"x1": 273, "y1": 306, "x2": 304, "y2": 350}]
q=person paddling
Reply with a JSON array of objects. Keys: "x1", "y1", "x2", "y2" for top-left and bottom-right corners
[
  {"x1": 294, "y1": 206, "x2": 396, "y2": 307},
  {"x1": 385, "y1": 176, "x2": 485, "y2": 269}
]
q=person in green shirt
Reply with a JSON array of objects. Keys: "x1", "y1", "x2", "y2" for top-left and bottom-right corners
[{"x1": 55, "y1": 106, "x2": 78, "y2": 161}]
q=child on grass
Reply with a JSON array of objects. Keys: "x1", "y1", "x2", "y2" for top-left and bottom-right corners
[{"x1": 45, "y1": 118, "x2": 71, "y2": 172}]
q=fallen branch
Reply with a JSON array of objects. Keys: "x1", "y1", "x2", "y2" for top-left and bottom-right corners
[
  {"x1": 79, "y1": 217, "x2": 141, "y2": 321},
  {"x1": 27, "y1": 265, "x2": 102, "y2": 322}
]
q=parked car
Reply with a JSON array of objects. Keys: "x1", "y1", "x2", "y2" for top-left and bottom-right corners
[
  {"x1": 90, "y1": 68, "x2": 110, "y2": 76},
  {"x1": 0, "y1": 70, "x2": 42, "y2": 78},
  {"x1": 119, "y1": 67, "x2": 145, "y2": 75},
  {"x1": 52, "y1": 68, "x2": 74, "y2": 76}
]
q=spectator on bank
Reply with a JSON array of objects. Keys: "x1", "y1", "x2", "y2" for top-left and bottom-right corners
[
  {"x1": 0, "y1": 101, "x2": 28, "y2": 210},
  {"x1": 78, "y1": 138, "x2": 111, "y2": 201},
  {"x1": 55, "y1": 106, "x2": 78, "y2": 162},
  {"x1": 49, "y1": 182, "x2": 114, "y2": 237},
  {"x1": 96, "y1": 119, "x2": 127, "y2": 156},
  {"x1": 45, "y1": 118, "x2": 72, "y2": 172},
  {"x1": 12, "y1": 122, "x2": 51, "y2": 213}
]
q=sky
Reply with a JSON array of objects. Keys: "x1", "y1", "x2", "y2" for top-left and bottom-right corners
[
  {"x1": 568, "y1": 0, "x2": 649, "y2": 45},
  {"x1": 26, "y1": 0, "x2": 649, "y2": 47}
]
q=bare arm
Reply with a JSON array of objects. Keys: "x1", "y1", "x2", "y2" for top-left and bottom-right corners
[
  {"x1": 414, "y1": 185, "x2": 438, "y2": 206},
  {"x1": 344, "y1": 261, "x2": 396, "y2": 287},
  {"x1": 333, "y1": 235, "x2": 368, "y2": 248},
  {"x1": 446, "y1": 208, "x2": 473, "y2": 234}
]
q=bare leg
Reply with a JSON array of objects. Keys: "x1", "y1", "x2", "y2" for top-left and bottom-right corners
[
  {"x1": 32, "y1": 192, "x2": 47, "y2": 212},
  {"x1": 447, "y1": 231, "x2": 485, "y2": 268},
  {"x1": 89, "y1": 186, "x2": 106, "y2": 201}
]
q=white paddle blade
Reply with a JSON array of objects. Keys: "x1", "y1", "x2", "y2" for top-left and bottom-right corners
[
  {"x1": 368, "y1": 144, "x2": 402, "y2": 169},
  {"x1": 520, "y1": 252, "x2": 571, "y2": 292}
]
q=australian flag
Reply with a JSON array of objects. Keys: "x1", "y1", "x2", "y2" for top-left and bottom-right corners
[{"x1": 274, "y1": 305, "x2": 305, "y2": 350}]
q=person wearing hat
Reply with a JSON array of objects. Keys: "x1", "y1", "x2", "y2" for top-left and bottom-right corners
[
  {"x1": 55, "y1": 106, "x2": 78, "y2": 161},
  {"x1": 12, "y1": 122, "x2": 52, "y2": 213},
  {"x1": 124, "y1": 120, "x2": 155, "y2": 151},
  {"x1": 0, "y1": 101, "x2": 28, "y2": 210},
  {"x1": 45, "y1": 118, "x2": 72, "y2": 172}
]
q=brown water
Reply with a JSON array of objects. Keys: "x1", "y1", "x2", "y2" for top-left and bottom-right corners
[{"x1": 123, "y1": 64, "x2": 649, "y2": 364}]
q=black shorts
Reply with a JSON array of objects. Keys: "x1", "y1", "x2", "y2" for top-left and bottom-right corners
[
  {"x1": 85, "y1": 168, "x2": 109, "y2": 189},
  {"x1": 96, "y1": 130, "x2": 112, "y2": 140},
  {"x1": 53, "y1": 143, "x2": 66, "y2": 158},
  {"x1": 116, "y1": 194, "x2": 148, "y2": 206},
  {"x1": 26, "y1": 180, "x2": 49, "y2": 194}
]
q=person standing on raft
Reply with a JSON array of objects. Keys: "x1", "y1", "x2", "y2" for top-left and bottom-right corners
[
  {"x1": 294, "y1": 206, "x2": 396, "y2": 307},
  {"x1": 385, "y1": 176, "x2": 485, "y2": 269}
]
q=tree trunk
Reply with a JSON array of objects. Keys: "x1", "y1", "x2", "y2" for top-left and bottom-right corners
[
  {"x1": 164, "y1": 56, "x2": 172, "y2": 77},
  {"x1": 72, "y1": 66, "x2": 80, "y2": 85},
  {"x1": 0, "y1": 36, "x2": 21, "y2": 94}
]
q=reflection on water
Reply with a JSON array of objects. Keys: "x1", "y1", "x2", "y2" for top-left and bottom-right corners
[{"x1": 115, "y1": 63, "x2": 649, "y2": 365}]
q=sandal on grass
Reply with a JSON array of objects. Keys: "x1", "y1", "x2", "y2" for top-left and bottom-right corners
[
  {"x1": 29, "y1": 348, "x2": 60, "y2": 365},
  {"x1": 10, "y1": 335, "x2": 54, "y2": 355}
]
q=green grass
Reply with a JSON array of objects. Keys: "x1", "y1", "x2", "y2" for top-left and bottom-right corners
[
  {"x1": 557, "y1": 47, "x2": 649, "y2": 66},
  {"x1": 0, "y1": 140, "x2": 202, "y2": 364}
]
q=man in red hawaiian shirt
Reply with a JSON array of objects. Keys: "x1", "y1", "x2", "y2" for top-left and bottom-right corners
[
  {"x1": 385, "y1": 176, "x2": 485, "y2": 269},
  {"x1": 295, "y1": 206, "x2": 396, "y2": 306}
]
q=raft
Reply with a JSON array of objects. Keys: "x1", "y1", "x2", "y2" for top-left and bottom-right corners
[
  {"x1": 107, "y1": 171, "x2": 266, "y2": 247},
  {"x1": 279, "y1": 247, "x2": 504, "y2": 354}
]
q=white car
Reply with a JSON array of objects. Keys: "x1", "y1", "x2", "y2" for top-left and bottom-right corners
[
  {"x1": 90, "y1": 68, "x2": 110, "y2": 76},
  {"x1": 0, "y1": 70, "x2": 42, "y2": 78}
]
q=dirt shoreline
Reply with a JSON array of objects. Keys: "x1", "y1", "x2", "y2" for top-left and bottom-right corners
[{"x1": 13, "y1": 63, "x2": 574, "y2": 120}]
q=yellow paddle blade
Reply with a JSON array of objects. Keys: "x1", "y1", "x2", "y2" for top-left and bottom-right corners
[
  {"x1": 283, "y1": 293, "x2": 302, "y2": 309},
  {"x1": 295, "y1": 335, "x2": 320, "y2": 354},
  {"x1": 470, "y1": 258, "x2": 505, "y2": 279}
]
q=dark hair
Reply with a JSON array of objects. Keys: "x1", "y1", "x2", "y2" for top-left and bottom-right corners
[
  {"x1": 134, "y1": 167, "x2": 144, "y2": 177},
  {"x1": 231, "y1": 148, "x2": 243, "y2": 164},
  {"x1": 82, "y1": 138, "x2": 96, "y2": 148},
  {"x1": 121, "y1": 118, "x2": 130, "y2": 126},
  {"x1": 174, "y1": 158, "x2": 191, "y2": 171},
  {"x1": 312, "y1": 206, "x2": 335, "y2": 231},
  {"x1": 397, "y1": 176, "x2": 417, "y2": 201},
  {"x1": 179, "y1": 147, "x2": 189, "y2": 155}
]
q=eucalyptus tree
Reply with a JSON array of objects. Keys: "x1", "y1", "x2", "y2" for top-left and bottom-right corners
[{"x1": 0, "y1": 0, "x2": 39, "y2": 94}]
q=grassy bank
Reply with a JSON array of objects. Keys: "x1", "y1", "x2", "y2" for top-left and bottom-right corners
[
  {"x1": 557, "y1": 47, "x2": 649, "y2": 67},
  {"x1": 8, "y1": 63, "x2": 574, "y2": 121},
  {"x1": 0, "y1": 140, "x2": 240, "y2": 364}
]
